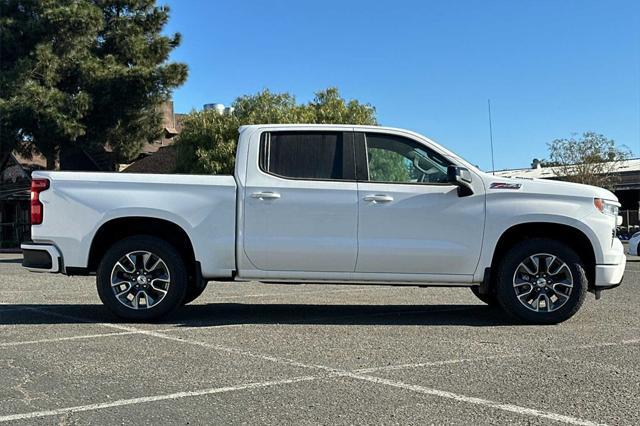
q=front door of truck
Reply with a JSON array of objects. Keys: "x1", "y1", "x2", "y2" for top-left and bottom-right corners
[
  {"x1": 243, "y1": 130, "x2": 358, "y2": 272},
  {"x1": 355, "y1": 132, "x2": 485, "y2": 276}
]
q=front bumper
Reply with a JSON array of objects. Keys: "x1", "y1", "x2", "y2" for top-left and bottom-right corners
[
  {"x1": 594, "y1": 238, "x2": 625, "y2": 287},
  {"x1": 21, "y1": 243, "x2": 62, "y2": 273}
]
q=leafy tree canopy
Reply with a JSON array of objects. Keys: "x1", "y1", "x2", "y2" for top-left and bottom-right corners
[
  {"x1": 367, "y1": 148, "x2": 411, "y2": 183},
  {"x1": 0, "y1": 0, "x2": 187, "y2": 169},
  {"x1": 175, "y1": 88, "x2": 378, "y2": 175},
  {"x1": 547, "y1": 132, "x2": 631, "y2": 190}
]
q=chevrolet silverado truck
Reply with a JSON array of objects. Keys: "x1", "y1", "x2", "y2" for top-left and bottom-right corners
[{"x1": 22, "y1": 124, "x2": 625, "y2": 323}]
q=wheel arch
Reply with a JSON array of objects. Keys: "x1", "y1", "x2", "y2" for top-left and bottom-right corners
[
  {"x1": 490, "y1": 222, "x2": 596, "y2": 289},
  {"x1": 88, "y1": 216, "x2": 198, "y2": 278}
]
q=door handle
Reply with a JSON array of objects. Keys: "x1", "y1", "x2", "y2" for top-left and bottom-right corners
[
  {"x1": 363, "y1": 194, "x2": 394, "y2": 203},
  {"x1": 251, "y1": 191, "x2": 281, "y2": 200}
]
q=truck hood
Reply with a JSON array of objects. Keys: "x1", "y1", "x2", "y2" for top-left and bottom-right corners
[{"x1": 485, "y1": 175, "x2": 619, "y2": 203}]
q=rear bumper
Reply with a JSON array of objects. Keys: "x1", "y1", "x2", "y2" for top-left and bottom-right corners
[
  {"x1": 21, "y1": 243, "x2": 62, "y2": 273},
  {"x1": 594, "y1": 239, "x2": 625, "y2": 287}
]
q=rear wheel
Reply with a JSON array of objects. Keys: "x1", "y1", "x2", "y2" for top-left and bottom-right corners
[
  {"x1": 97, "y1": 235, "x2": 188, "y2": 321},
  {"x1": 495, "y1": 238, "x2": 587, "y2": 324}
]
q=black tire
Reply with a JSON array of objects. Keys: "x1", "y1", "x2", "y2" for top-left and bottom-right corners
[
  {"x1": 470, "y1": 286, "x2": 498, "y2": 307},
  {"x1": 97, "y1": 235, "x2": 188, "y2": 321},
  {"x1": 495, "y1": 238, "x2": 587, "y2": 324},
  {"x1": 182, "y1": 280, "x2": 207, "y2": 305}
]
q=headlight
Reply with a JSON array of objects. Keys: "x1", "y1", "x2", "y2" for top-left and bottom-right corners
[{"x1": 594, "y1": 198, "x2": 619, "y2": 216}]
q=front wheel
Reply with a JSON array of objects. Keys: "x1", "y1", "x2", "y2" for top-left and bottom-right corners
[
  {"x1": 495, "y1": 239, "x2": 587, "y2": 324},
  {"x1": 97, "y1": 235, "x2": 188, "y2": 321}
]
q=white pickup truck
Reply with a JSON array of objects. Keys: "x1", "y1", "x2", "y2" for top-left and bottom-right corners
[{"x1": 22, "y1": 124, "x2": 625, "y2": 323}]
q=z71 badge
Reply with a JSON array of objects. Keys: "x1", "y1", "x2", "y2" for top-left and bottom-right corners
[{"x1": 490, "y1": 182, "x2": 522, "y2": 190}]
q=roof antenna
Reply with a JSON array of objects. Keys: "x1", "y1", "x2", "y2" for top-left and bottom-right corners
[{"x1": 488, "y1": 99, "x2": 496, "y2": 175}]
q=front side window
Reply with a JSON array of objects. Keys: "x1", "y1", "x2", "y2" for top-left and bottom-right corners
[
  {"x1": 260, "y1": 131, "x2": 353, "y2": 180},
  {"x1": 365, "y1": 133, "x2": 451, "y2": 184}
]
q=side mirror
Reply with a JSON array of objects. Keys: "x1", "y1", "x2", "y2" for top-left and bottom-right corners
[{"x1": 447, "y1": 165, "x2": 474, "y2": 197}]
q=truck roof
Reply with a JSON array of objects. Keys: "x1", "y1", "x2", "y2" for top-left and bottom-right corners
[{"x1": 239, "y1": 124, "x2": 410, "y2": 133}]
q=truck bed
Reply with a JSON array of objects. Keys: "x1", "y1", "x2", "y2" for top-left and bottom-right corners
[{"x1": 31, "y1": 171, "x2": 238, "y2": 278}]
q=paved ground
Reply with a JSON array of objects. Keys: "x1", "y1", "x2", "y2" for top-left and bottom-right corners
[{"x1": 1, "y1": 253, "x2": 639, "y2": 425}]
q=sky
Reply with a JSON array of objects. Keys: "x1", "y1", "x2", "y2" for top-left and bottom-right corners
[{"x1": 162, "y1": 0, "x2": 640, "y2": 171}]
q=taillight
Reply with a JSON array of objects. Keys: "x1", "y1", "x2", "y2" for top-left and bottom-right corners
[{"x1": 30, "y1": 178, "x2": 49, "y2": 225}]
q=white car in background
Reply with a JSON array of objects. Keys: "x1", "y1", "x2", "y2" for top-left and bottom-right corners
[{"x1": 627, "y1": 232, "x2": 640, "y2": 256}]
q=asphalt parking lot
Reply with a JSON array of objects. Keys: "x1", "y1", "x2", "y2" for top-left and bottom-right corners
[{"x1": 1, "y1": 253, "x2": 639, "y2": 425}]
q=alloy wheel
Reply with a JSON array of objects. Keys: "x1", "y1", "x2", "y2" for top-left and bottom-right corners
[
  {"x1": 512, "y1": 253, "x2": 573, "y2": 313},
  {"x1": 110, "y1": 251, "x2": 171, "y2": 310}
]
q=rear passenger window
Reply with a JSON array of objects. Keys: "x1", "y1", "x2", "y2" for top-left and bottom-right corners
[{"x1": 260, "y1": 132, "x2": 354, "y2": 180}]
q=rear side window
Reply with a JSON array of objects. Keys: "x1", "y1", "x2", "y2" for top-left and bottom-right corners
[{"x1": 259, "y1": 131, "x2": 354, "y2": 180}]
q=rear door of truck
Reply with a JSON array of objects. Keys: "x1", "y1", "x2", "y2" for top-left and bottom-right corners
[{"x1": 242, "y1": 130, "x2": 358, "y2": 272}]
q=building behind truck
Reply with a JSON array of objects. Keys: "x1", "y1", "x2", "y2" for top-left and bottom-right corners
[
  {"x1": 494, "y1": 158, "x2": 640, "y2": 237},
  {"x1": 0, "y1": 100, "x2": 185, "y2": 249}
]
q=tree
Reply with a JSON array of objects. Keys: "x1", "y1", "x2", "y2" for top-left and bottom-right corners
[
  {"x1": 174, "y1": 108, "x2": 240, "y2": 176},
  {"x1": 0, "y1": 0, "x2": 187, "y2": 169},
  {"x1": 300, "y1": 87, "x2": 379, "y2": 125},
  {"x1": 367, "y1": 149, "x2": 411, "y2": 183},
  {"x1": 175, "y1": 88, "x2": 377, "y2": 174},
  {"x1": 547, "y1": 132, "x2": 631, "y2": 190}
]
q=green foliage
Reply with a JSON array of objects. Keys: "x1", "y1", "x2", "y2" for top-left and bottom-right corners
[
  {"x1": 301, "y1": 87, "x2": 379, "y2": 125},
  {"x1": 233, "y1": 90, "x2": 305, "y2": 124},
  {"x1": 547, "y1": 132, "x2": 631, "y2": 190},
  {"x1": 176, "y1": 87, "x2": 377, "y2": 174},
  {"x1": 175, "y1": 110, "x2": 240, "y2": 175},
  {"x1": 367, "y1": 149, "x2": 411, "y2": 182},
  {"x1": 0, "y1": 0, "x2": 187, "y2": 169}
]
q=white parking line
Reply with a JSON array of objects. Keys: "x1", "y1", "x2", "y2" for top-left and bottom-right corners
[
  {"x1": 357, "y1": 338, "x2": 640, "y2": 374},
  {"x1": 0, "y1": 325, "x2": 251, "y2": 348},
  {"x1": 0, "y1": 375, "x2": 320, "y2": 423},
  {"x1": 356, "y1": 354, "x2": 521, "y2": 373},
  {"x1": 0, "y1": 342, "x2": 606, "y2": 426},
  {"x1": 0, "y1": 370, "x2": 606, "y2": 426},
  {"x1": 0, "y1": 331, "x2": 140, "y2": 347},
  {"x1": 4, "y1": 304, "x2": 473, "y2": 348},
  {"x1": 338, "y1": 372, "x2": 606, "y2": 426},
  {"x1": 5, "y1": 306, "x2": 613, "y2": 425}
]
